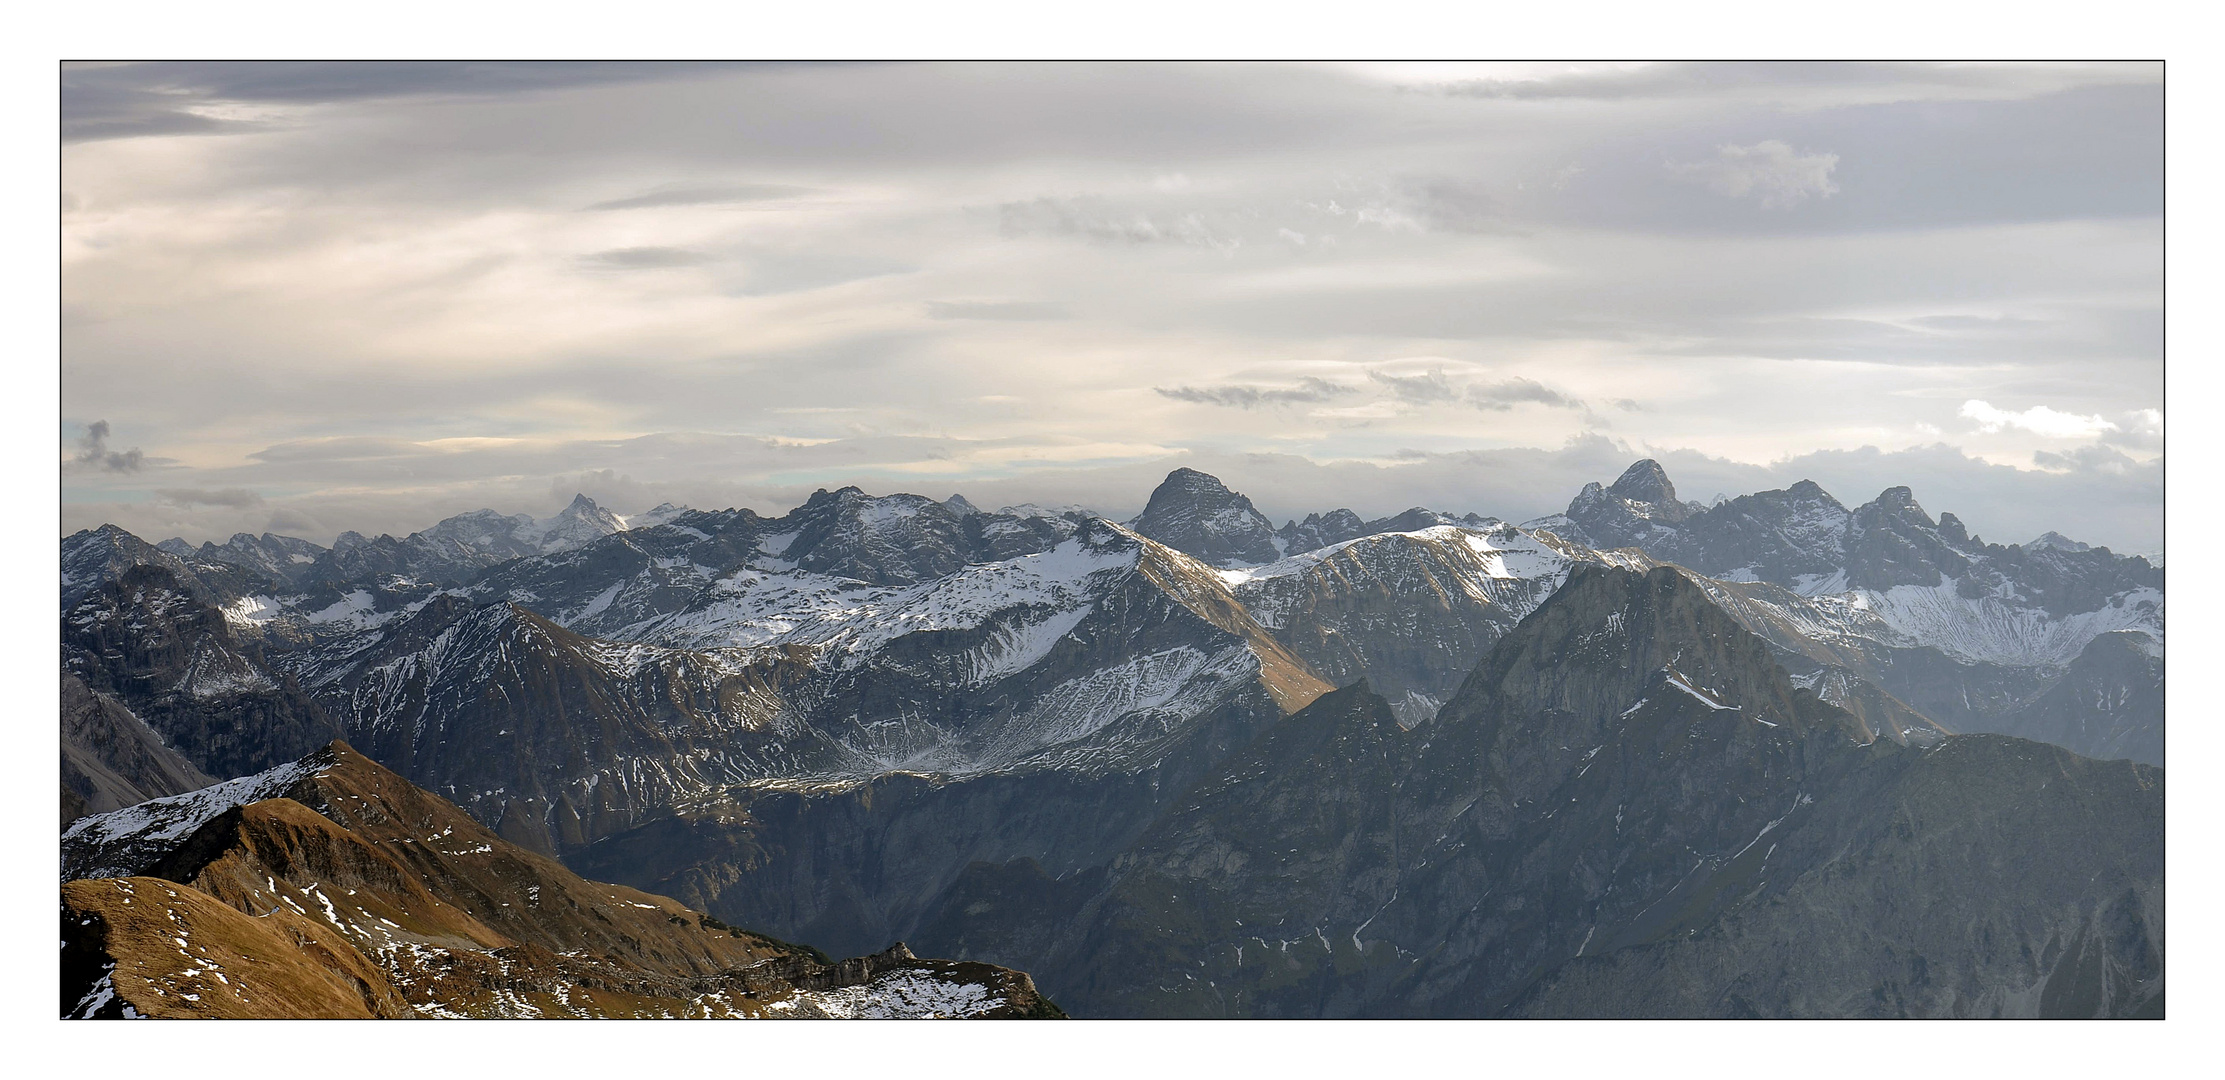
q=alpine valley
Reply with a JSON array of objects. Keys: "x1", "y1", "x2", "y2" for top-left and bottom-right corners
[{"x1": 59, "y1": 460, "x2": 2164, "y2": 1018}]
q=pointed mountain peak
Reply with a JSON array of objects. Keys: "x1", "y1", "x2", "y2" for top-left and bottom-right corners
[
  {"x1": 942, "y1": 493, "x2": 981, "y2": 516},
  {"x1": 552, "y1": 493, "x2": 621, "y2": 526},
  {"x1": 1452, "y1": 564, "x2": 1838, "y2": 749},
  {"x1": 1869, "y1": 485, "x2": 1921, "y2": 514},
  {"x1": 1608, "y1": 459, "x2": 1677, "y2": 505},
  {"x1": 1154, "y1": 467, "x2": 1238, "y2": 497},
  {"x1": 1132, "y1": 468, "x2": 1278, "y2": 567},
  {"x1": 525, "y1": 494, "x2": 626, "y2": 554},
  {"x1": 2027, "y1": 530, "x2": 2091, "y2": 553}
]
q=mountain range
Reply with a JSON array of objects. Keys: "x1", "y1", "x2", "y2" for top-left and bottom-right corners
[{"x1": 60, "y1": 459, "x2": 2164, "y2": 1017}]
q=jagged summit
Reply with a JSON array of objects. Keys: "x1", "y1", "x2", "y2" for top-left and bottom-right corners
[
  {"x1": 2028, "y1": 530, "x2": 2091, "y2": 553},
  {"x1": 1525, "y1": 459, "x2": 1702, "y2": 551},
  {"x1": 1868, "y1": 485, "x2": 1923, "y2": 515},
  {"x1": 1130, "y1": 468, "x2": 1280, "y2": 568},
  {"x1": 528, "y1": 493, "x2": 628, "y2": 553},
  {"x1": 1274, "y1": 505, "x2": 1494, "y2": 554},
  {"x1": 1607, "y1": 458, "x2": 1678, "y2": 505}
]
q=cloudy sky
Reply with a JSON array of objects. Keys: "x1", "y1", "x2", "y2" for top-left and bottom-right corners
[{"x1": 60, "y1": 61, "x2": 2163, "y2": 553}]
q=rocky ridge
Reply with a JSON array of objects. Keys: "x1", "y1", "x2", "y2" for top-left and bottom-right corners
[
  {"x1": 908, "y1": 565, "x2": 2163, "y2": 1017},
  {"x1": 58, "y1": 462, "x2": 2165, "y2": 1018},
  {"x1": 61, "y1": 742, "x2": 1063, "y2": 1019}
]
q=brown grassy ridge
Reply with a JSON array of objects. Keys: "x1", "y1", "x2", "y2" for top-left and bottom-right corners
[{"x1": 62, "y1": 741, "x2": 1063, "y2": 1019}]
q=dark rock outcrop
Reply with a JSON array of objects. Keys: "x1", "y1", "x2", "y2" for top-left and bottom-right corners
[
  {"x1": 909, "y1": 565, "x2": 2163, "y2": 1018},
  {"x1": 63, "y1": 563, "x2": 342, "y2": 781},
  {"x1": 1131, "y1": 468, "x2": 1280, "y2": 567},
  {"x1": 61, "y1": 671, "x2": 216, "y2": 826},
  {"x1": 1970, "y1": 630, "x2": 2164, "y2": 766}
]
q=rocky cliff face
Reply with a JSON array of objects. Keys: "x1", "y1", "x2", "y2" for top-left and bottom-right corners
[
  {"x1": 63, "y1": 563, "x2": 343, "y2": 781},
  {"x1": 181, "y1": 532, "x2": 329, "y2": 588},
  {"x1": 1229, "y1": 523, "x2": 1639, "y2": 725},
  {"x1": 1276, "y1": 507, "x2": 1494, "y2": 553},
  {"x1": 1969, "y1": 629, "x2": 2163, "y2": 765},
  {"x1": 1130, "y1": 468, "x2": 1281, "y2": 567},
  {"x1": 908, "y1": 565, "x2": 2162, "y2": 1018},
  {"x1": 62, "y1": 524, "x2": 282, "y2": 611},
  {"x1": 61, "y1": 672, "x2": 215, "y2": 826},
  {"x1": 1526, "y1": 459, "x2": 1704, "y2": 552},
  {"x1": 1524, "y1": 461, "x2": 2163, "y2": 746}
]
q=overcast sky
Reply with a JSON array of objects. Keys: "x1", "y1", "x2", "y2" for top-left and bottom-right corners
[{"x1": 59, "y1": 61, "x2": 2163, "y2": 553}]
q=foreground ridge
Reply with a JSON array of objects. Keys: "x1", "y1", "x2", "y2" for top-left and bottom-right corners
[{"x1": 61, "y1": 741, "x2": 1062, "y2": 1019}]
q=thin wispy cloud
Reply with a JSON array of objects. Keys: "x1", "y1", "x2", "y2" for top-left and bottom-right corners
[
  {"x1": 580, "y1": 247, "x2": 715, "y2": 270},
  {"x1": 157, "y1": 487, "x2": 265, "y2": 509},
  {"x1": 586, "y1": 183, "x2": 811, "y2": 211},
  {"x1": 1470, "y1": 378, "x2": 1582, "y2": 411},
  {"x1": 1369, "y1": 369, "x2": 1459, "y2": 404},
  {"x1": 1157, "y1": 377, "x2": 1353, "y2": 409},
  {"x1": 926, "y1": 301, "x2": 1071, "y2": 321}
]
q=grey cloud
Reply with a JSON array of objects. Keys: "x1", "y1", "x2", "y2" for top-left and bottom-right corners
[
  {"x1": 997, "y1": 197, "x2": 1239, "y2": 250},
  {"x1": 734, "y1": 253, "x2": 914, "y2": 295},
  {"x1": 59, "y1": 63, "x2": 2158, "y2": 555},
  {"x1": 265, "y1": 506, "x2": 326, "y2": 536},
  {"x1": 157, "y1": 487, "x2": 265, "y2": 509},
  {"x1": 62, "y1": 61, "x2": 749, "y2": 142},
  {"x1": 1907, "y1": 314, "x2": 2045, "y2": 331},
  {"x1": 1368, "y1": 369, "x2": 1458, "y2": 404},
  {"x1": 248, "y1": 437, "x2": 426, "y2": 464},
  {"x1": 2034, "y1": 444, "x2": 2143, "y2": 474},
  {"x1": 72, "y1": 420, "x2": 144, "y2": 473},
  {"x1": 927, "y1": 301, "x2": 1071, "y2": 321},
  {"x1": 553, "y1": 469, "x2": 655, "y2": 508},
  {"x1": 587, "y1": 183, "x2": 811, "y2": 211},
  {"x1": 1668, "y1": 141, "x2": 1841, "y2": 209},
  {"x1": 2101, "y1": 408, "x2": 2165, "y2": 452},
  {"x1": 582, "y1": 246, "x2": 715, "y2": 269},
  {"x1": 1397, "y1": 177, "x2": 1507, "y2": 234},
  {"x1": 1436, "y1": 61, "x2": 2156, "y2": 104},
  {"x1": 1469, "y1": 378, "x2": 1582, "y2": 411},
  {"x1": 1156, "y1": 377, "x2": 1353, "y2": 409},
  {"x1": 1537, "y1": 83, "x2": 2160, "y2": 237}
]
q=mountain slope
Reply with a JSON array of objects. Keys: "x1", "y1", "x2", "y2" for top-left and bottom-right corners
[
  {"x1": 63, "y1": 562, "x2": 343, "y2": 781},
  {"x1": 1969, "y1": 629, "x2": 2163, "y2": 765},
  {"x1": 910, "y1": 564, "x2": 2163, "y2": 1018},
  {"x1": 62, "y1": 671, "x2": 215, "y2": 826},
  {"x1": 1227, "y1": 522, "x2": 1647, "y2": 725},
  {"x1": 1524, "y1": 460, "x2": 2163, "y2": 749},
  {"x1": 61, "y1": 742, "x2": 1063, "y2": 1019}
]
